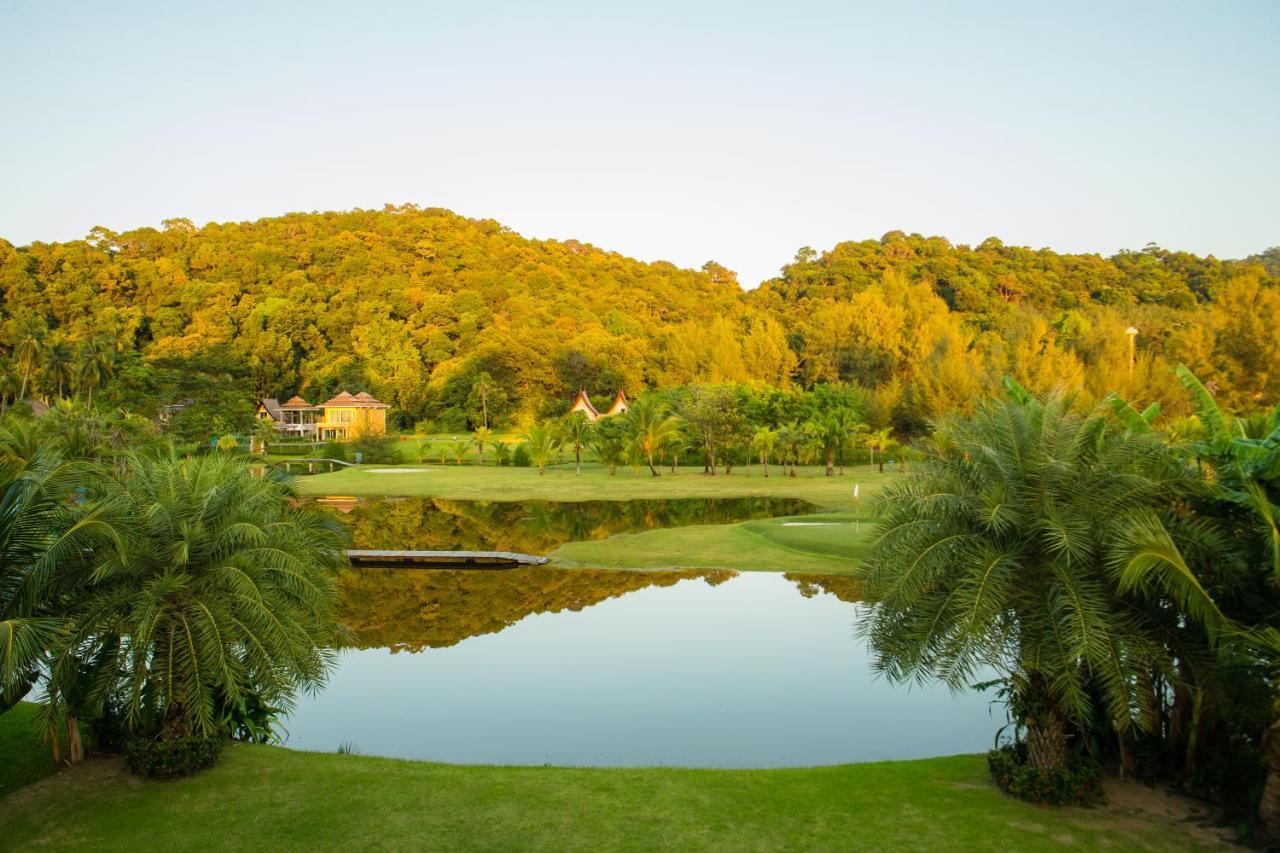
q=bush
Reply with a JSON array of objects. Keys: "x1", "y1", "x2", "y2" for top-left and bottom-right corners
[
  {"x1": 348, "y1": 434, "x2": 398, "y2": 464},
  {"x1": 987, "y1": 743, "x2": 1104, "y2": 806},
  {"x1": 319, "y1": 440, "x2": 347, "y2": 461},
  {"x1": 512, "y1": 444, "x2": 532, "y2": 467},
  {"x1": 124, "y1": 734, "x2": 226, "y2": 779}
]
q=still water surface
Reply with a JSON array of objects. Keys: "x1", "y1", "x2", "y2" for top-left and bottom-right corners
[{"x1": 284, "y1": 568, "x2": 998, "y2": 767}]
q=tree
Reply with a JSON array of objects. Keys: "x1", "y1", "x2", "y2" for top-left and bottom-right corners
[
  {"x1": 0, "y1": 451, "x2": 113, "y2": 754},
  {"x1": 559, "y1": 413, "x2": 594, "y2": 475},
  {"x1": 752, "y1": 426, "x2": 778, "y2": 477},
  {"x1": 77, "y1": 338, "x2": 116, "y2": 407},
  {"x1": 472, "y1": 426, "x2": 493, "y2": 466},
  {"x1": 777, "y1": 421, "x2": 809, "y2": 477},
  {"x1": 521, "y1": 422, "x2": 556, "y2": 474},
  {"x1": 857, "y1": 390, "x2": 1200, "y2": 771},
  {"x1": 449, "y1": 441, "x2": 469, "y2": 465},
  {"x1": 47, "y1": 454, "x2": 347, "y2": 746},
  {"x1": 624, "y1": 397, "x2": 683, "y2": 477},
  {"x1": 12, "y1": 315, "x2": 46, "y2": 403},
  {"x1": 42, "y1": 340, "x2": 75, "y2": 401}
]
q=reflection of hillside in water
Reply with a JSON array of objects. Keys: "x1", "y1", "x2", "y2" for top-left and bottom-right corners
[
  {"x1": 785, "y1": 573, "x2": 860, "y2": 603},
  {"x1": 336, "y1": 496, "x2": 818, "y2": 554},
  {"x1": 339, "y1": 567, "x2": 737, "y2": 652}
]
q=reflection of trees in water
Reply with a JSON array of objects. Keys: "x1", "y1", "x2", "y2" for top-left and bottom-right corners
[
  {"x1": 340, "y1": 567, "x2": 737, "y2": 652},
  {"x1": 339, "y1": 497, "x2": 818, "y2": 553},
  {"x1": 785, "y1": 573, "x2": 860, "y2": 603}
]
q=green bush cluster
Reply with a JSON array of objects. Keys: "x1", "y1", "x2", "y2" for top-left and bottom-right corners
[
  {"x1": 512, "y1": 444, "x2": 532, "y2": 467},
  {"x1": 987, "y1": 744, "x2": 1104, "y2": 807},
  {"x1": 124, "y1": 735, "x2": 226, "y2": 779}
]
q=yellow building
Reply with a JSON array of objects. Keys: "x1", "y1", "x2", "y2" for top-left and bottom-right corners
[{"x1": 317, "y1": 391, "x2": 389, "y2": 440}]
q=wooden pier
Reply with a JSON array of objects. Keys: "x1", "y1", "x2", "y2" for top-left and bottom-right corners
[{"x1": 346, "y1": 549, "x2": 549, "y2": 570}]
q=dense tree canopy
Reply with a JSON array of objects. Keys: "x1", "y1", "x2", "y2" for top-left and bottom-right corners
[{"x1": 1, "y1": 207, "x2": 1274, "y2": 432}]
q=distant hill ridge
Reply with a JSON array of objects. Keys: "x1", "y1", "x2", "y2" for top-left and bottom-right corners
[{"x1": 1, "y1": 204, "x2": 1275, "y2": 425}]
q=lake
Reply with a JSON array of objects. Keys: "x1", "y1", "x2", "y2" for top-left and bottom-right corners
[{"x1": 282, "y1": 567, "x2": 1000, "y2": 767}]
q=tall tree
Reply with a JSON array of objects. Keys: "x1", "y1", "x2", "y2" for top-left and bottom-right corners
[{"x1": 857, "y1": 390, "x2": 1204, "y2": 770}]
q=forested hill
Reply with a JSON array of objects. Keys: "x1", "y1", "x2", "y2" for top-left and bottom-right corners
[{"x1": 0, "y1": 205, "x2": 1276, "y2": 432}]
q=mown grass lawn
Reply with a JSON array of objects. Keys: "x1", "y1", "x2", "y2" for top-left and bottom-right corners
[
  {"x1": 296, "y1": 462, "x2": 889, "y2": 507},
  {"x1": 550, "y1": 512, "x2": 872, "y2": 574},
  {"x1": 0, "y1": 739, "x2": 1230, "y2": 852},
  {"x1": 0, "y1": 702, "x2": 59, "y2": 797}
]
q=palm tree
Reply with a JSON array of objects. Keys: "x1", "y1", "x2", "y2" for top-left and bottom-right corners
[
  {"x1": 78, "y1": 338, "x2": 116, "y2": 407},
  {"x1": 560, "y1": 413, "x2": 594, "y2": 475},
  {"x1": 472, "y1": 426, "x2": 493, "y2": 466},
  {"x1": 449, "y1": 441, "x2": 469, "y2": 465},
  {"x1": 12, "y1": 315, "x2": 47, "y2": 403},
  {"x1": 522, "y1": 422, "x2": 556, "y2": 474},
  {"x1": 806, "y1": 413, "x2": 844, "y2": 477},
  {"x1": 490, "y1": 440, "x2": 512, "y2": 467},
  {"x1": 777, "y1": 421, "x2": 808, "y2": 477},
  {"x1": 251, "y1": 417, "x2": 277, "y2": 455},
  {"x1": 624, "y1": 398, "x2": 683, "y2": 477},
  {"x1": 1155, "y1": 366, "x2": 1280, "y2": 832},
  {"x1": 593, "y1": 434, "x2": 625, "y2": 475},
  {"x1": 857, "y1": 391, "x2": 1203, "y2": 771},
  {"x1": 752, "y1": 427, "x2": 778, "y2": 477},
  {"x1": 0, "y1": 360, "x2": 19, "y2": 416},
  {"x1": 48, "y1": 454, "x2": 347, "y2": 746},
  {"x1": 42, "y1": 341, "x2": 76, "y2": 401},
  {"x1": 0, "y1": 450, "x2": 120, "y2": 759}
]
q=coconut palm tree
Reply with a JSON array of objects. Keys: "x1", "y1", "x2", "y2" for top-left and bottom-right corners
[
  {"x1": 752, "y1": 426, "x2": 778, "y2": 477},
  {"x1": 12, "y1": 315, "x2": 47, "y2": 403},
  {"x1": 472, "y1": 426, "x2": 493, "y2": 466},
  {"x1": 47, "y1": 454, "x2": 347, "y2": 746},
  {"x1": 522, "y1": 421, "x2": 556, "y2": 474},
  {"x1": 625, "y1": 398, "x2": 683, "y2": 477},
  {"x1": 857, "y1": 391, "x2": 1207, "y2": 771},
  {"x1": 559, "y1": 413, "x2": 594, "y2": 475},
  {"x1": 78, "y1": 337, "x2": 116, "y2": 407},
  {"x1": 42, "y1": 340, "x2": 76, "y2": 401}
]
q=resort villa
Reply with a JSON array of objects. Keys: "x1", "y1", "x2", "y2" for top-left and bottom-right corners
[
  {"x1": 567, "y1": 388, "x2": 629, "y2": 422},
  {"x1": 256, "y1": 391, "x2": 389, "y2": 440}
]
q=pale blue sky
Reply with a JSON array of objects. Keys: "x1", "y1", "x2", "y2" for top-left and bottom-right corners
[{"x1": 2, "y1": 1, "x2": 1277, "y2": 286}]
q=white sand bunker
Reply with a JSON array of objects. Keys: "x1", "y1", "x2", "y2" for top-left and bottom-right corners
[{"x1": 367, "y1": 468, "x2": 432, "y2": 473}]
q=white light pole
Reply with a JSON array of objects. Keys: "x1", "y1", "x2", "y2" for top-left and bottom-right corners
[{"x1": 1125, "y1": 326, "x2": 1139, "y2": 374}]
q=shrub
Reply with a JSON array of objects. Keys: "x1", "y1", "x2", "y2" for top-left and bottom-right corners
[
  {"x1": 319, "y1": 440, "x2": 347, "y2": 461},
  {"x1": 987, "y1": 743, "x2": 1104, "y2": 806},
  {"x1": 349, "y1": 434, "x2": 398, "y2": 464},
  {"x1": 512, "y1": 444, "x2": 532, "y2": 467},
  {"x1": 124, "y1": 734, "x2": 226, "y2": 779}
]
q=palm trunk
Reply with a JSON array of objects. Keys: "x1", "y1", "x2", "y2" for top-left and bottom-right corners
[
  {"x1": 1025, "y1": 709, "x2": 1069, "y2": 771},
  {"x1": 575, "y1": 449, "x2": 581, "y2": 474},
  {"x1": 1260, "y1": 712, "x2": 1280, "y2": 836},
  {"x1": 66, "y1": 715, "x2": 84, "y2": 763},
  {"x1": 826, "y1": 450, "x2": 835, "y2": 477}
]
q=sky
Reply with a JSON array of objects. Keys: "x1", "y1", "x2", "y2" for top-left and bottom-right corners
[{"x1": 1, "y1": 1, "x2": 1277, "y2": 287}]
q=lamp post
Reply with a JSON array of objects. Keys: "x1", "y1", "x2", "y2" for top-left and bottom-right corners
[{"x1": 1125, "y1": 326, "x2": 1139, "y2": 374}]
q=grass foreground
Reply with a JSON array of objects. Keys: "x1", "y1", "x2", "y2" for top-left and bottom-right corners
[
  {"x1": 0, "y1": 739, "x2": 1231, "y2": 852},
  {"x1": 550, "y1": 512, "x2": 872, "y2": 574},
  {"x1": 296, "y1": 462, "x2": 889, "y2": 507}
]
